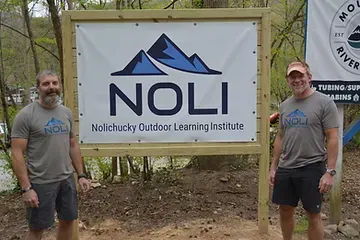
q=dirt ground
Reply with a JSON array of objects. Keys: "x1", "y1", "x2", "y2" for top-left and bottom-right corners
[{"x1": 1, "y1": 148, "x2": 360, "y2": 240}]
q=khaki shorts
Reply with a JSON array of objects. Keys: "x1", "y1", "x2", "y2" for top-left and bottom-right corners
[{"x1": 26, "y1": 174, "x2": 78, "y2": 230}]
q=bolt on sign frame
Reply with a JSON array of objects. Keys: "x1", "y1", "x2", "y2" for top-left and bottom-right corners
[{"x1": 61, "y1": 8, "x2": 271, "y2": 236}]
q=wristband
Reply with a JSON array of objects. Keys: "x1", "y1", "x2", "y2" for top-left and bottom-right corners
[
  {"x1": 77, "y1": 174, "x2": 87, "y2": 180},
  {"x1": 22, "y1": 186, "x2": 32, "y2": 193}
]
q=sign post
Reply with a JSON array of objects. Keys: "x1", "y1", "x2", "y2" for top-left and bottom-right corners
[
  {"x1": 305, "y1": 0, "x2": 360, "y2": 223},
  {"x1": 62, "y1": 8, "x2": 271, "y2": 237}
]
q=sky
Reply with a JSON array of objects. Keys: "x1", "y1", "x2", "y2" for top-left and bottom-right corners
[{"x1": 29, "y1": 1, "x2": 48, "y2": 17}]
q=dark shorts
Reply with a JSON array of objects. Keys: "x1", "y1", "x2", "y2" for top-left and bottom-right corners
[
  {"x1": 26, "y1": 174, "x2": 78, "y2": 230},
  {"x1": 272, "y1": 161, "x2": 326, "y2": 213}
]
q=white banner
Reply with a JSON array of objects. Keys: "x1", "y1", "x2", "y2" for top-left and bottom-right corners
[
  {"x1": 306, "y1": 0, "x2": 360, "y2": 103},
  {"x1": 76, "y1": 21, "x2": 258, "y2": 143}
]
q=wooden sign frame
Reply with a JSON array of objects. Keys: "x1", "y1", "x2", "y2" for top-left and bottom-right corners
[{"x1": 62, "y1": 8, "x2": 271, "y2": 234}]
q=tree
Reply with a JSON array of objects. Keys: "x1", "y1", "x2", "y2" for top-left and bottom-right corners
[
  {"x1": 22, "y1": 0, "x2": 40, "y2": 74},
  {"x1": 46, "y1": 0, "x2": 64, "y2": 88}
]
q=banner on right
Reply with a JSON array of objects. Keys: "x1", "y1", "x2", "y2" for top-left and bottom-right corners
[{"x1": 305, "y1": 0, "x2": 360, "y2": 103}]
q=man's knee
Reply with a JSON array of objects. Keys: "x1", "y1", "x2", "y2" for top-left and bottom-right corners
[
  {"x1": 306, "y1": 211, "x2": 322, "y2": 226},
  {"x1": 26, "y1": 228, "x2": 44, "y2": 240},
  {"x1": 59, "y1": 219, "x2": 75, "y2": 227},
  {"x1": 279, "y1": 205, "x2": 296, "y2": 217}
]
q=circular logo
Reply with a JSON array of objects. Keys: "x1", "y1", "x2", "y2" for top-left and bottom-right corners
[{"x1": 330, "y1": 0, "x2": 360, "y2": 75}]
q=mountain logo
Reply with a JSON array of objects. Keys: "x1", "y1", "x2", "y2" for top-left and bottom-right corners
[
  {"x1": 348, "y1": 25, "x2": 360, "y2": 49},
  {"x1": 329, "y1": 0, "x2": 360, "y2": 75},
  {"x1": 287, "y1": 109, "x2": 306, "y2": 118},
  {"x1": 111, "y1": 33, "x2": 222, "y2": 76},
  {"x1": 284, "y1": 109, "x2": 308, "y2": 128},
  {"x1": 45, "y1": 117, "x2": 64, "y2": 126},
  {"x1": 44, "y1": 117, "x2": 69, "y2": 135}
]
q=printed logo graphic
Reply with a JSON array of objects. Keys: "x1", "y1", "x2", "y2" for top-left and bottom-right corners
[
  {"x1": 44, "y1": 117, "x2": 69, "y2": 134},
  {"x1": 330, "y1": 0, "x2": 360, "y2": 75},
  {"x1": 348, "y1": 25, "x2": 360, "y2": 49},
  {"x1": 111, "y1": 33, "x2": 222, "y2": 76},
  {"x1": 284, "y1": 109, "x2": 308, "y2": 128},
  {"x1": 45, "y1": 117, "x2": 64, "y2": 126}
]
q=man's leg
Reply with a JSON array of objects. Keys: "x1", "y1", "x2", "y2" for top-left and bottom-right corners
[
  {"x1": 296, "y1": 162, "x2": 325, "y2": 240},
  {"x1": 56, "y1": 174, "x2": 79, "y2": 240},
  {"x1": 26, "y1": 182, "x2": 60, "y2": 240},
  {"x1": 279, "y1": 205, "x2": 296, "y2": 240},
  {"x1": 272, "y1": 167, "x2": 298, "y2": 240},
  {"x1": 57, "y1": 220, "x2": 75, "y2": 240},
  {"x1": 306, "y1": 211, "x2": 323, "y2": 240},
  {"x1": 25, "y1": 229, "x2": 44, "y2": 240}
]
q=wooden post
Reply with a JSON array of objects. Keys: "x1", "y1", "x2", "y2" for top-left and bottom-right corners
[
  {"x1": 330, "y1": 104, "x2": 344, "y2": 224},
  {"x1": 258, "y1": 10, "x2": 271, "y2": 234},
  {"x1": 62, "y1": 13, "x2": 79, "y2": 240}
]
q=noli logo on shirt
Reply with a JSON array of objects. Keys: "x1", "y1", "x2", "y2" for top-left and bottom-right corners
[
  {"x1": 284, "y1": 109, "x2": 309, "y2": 128},
  {"x1": 44, "y1": 117, "x2": 69, "y2": 135}
]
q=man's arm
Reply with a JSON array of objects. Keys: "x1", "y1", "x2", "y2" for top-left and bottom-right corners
[
  {"x1": 69, "y1": 137, "x2": 84, "y2": 175},
  {"x1": 269, "y1": 127, "x2": 283, "y2": 186},
  {"x1": 270, "y1": 127, "x2": 283, "y2": 170},
  {"x1": 70, "y1": 137, "x2": 91, "y2": 192},
  {"x1": 11, "y1": 138, "x2": 30, "y2": 189},
  {"x1": 324, "y1": 128, "x2": 339, "y2": 170}
]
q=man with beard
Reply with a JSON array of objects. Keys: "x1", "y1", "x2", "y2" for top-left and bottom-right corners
[
  {"x1": 269, "y1": 61, "x2": 339, "y2": 240},
  {"x1": 11, "y1": 70, "x2": 91, "y2": 240}
]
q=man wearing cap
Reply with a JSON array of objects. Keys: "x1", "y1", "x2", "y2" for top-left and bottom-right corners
[{"x1": 269, "y1": 61, "x2": 339, "y2": 240}]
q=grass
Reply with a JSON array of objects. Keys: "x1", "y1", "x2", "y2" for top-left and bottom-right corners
[{"x1": 294, "y1": 215, "x2": 308, "y2": 234}]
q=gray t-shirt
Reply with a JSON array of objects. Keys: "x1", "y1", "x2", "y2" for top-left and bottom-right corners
[
  {"x1": 11, "y1": 101, "x2": 75, "y2": 184},
  {"x1": 278, "y1": 91, "x2": 339, "y2": 169}
]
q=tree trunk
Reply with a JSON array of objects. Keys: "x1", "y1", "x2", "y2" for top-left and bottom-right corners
[
  {"x1": 111, "y1": 156, "x2": 118, "y2": 179},
  {"x1": 120, "y1": 157, "x2": 129, "y2": 176},
  {"x1": 46, "y1": 0, "x2": 64, "y2": 87},
  {"x1": 0, "y1": 13, "x2": 12, "y2": 150},
  {"x1": 127, "y1": 156, "x2": 138, "y2": 174},
  {"x1": 143, "y1": 156, "x2": 151, "y2": 181},
  {"x1": 66, "y1": 0, "x2": 74, "y2": 9},
  {"x1": 22, "y1": 0, "x2": 40, "y2": 75}
]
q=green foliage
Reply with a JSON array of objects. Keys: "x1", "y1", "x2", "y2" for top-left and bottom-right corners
[
  {"x1": 83, "y1": 157, "x2": 112, "y2": 181},
  {"x1": 36, "y1": 37, "x2": 56, "y2": 45},
  {"x1": 193, "y1": 0, "x2": 204, "y2": 8},
  {"x1": 349, "y1": 132, "x2": 360, "y2": 147},
  {"x1": 8, "y1": 106, "x2": 20, "y2": 125},
  {"x1": 294, "y1": 215, "x2": 308, "y2": 233}
]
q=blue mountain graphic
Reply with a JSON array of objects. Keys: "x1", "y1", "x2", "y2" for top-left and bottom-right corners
[
  {"x1": 147, "y1": 33, "x2": 222, "y2": 75},
  {"x1": 287, "y1": 109, "x2": 306, "y2": 118},
  {"x1": 45, "y1": 117, "x2": 64, "y2": 126},
  {"x1": 110, "y1": 50, "x2": 167, "y2": 76}
]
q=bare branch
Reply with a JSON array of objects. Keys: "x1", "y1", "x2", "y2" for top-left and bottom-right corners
[
  {"x1": 271, "y1": 2, "x2": 305, "y2": 66},
  {"x1": 130, "y1": 0, "x2": 136, "y2": 9},
  {"x1": 0, "y1": 22, "x2": 59, "y2": 61},
  {"x1": 164, "y1": 0, "x2": 178, "y2": 9}
]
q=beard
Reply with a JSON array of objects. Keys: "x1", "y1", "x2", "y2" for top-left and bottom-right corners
[
  {"x1": 39, "y1": 89, "x2": 60, "y2": 106},
  {"x1": 291, "y1": 83, "x2": 309, "y2": 95}
]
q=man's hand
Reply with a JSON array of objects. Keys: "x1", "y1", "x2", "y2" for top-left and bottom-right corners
[
  {"x1": 23, "y1": 189, "x2": 39, "y2": 208},
  {"x1": 78, "y1": 178, "x2": 91, "y2": 193},
  {"x1": 269, "y1": 167, "x2": 276, "y2": 187},
  {"x1": 319, "y1": 173, "x2": 334, "y2": 193}
]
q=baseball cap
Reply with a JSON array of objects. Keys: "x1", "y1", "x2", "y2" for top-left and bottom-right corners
[{"x1": 286, "y1": 61, "x2": 310, "y2": 76}]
